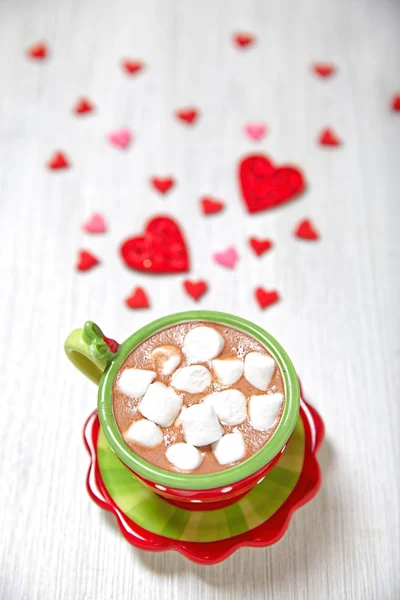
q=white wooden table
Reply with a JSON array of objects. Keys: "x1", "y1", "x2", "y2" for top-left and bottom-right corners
[{"x1": 1, "y1": 0, "x2": 399, "y2": 598}]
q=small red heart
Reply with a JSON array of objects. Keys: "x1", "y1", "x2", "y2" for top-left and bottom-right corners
[
  {"x1": 125, "y1": 287, "x2": 150, "y2": 309},
  {"x1": 313, "y1": 63, "x2": 336, "y2": 77},
  {"x1": 249, "y1": 237, "x2": 273, "y2": 256},
  {"x1": 120, "y1": 216, "x2": 189, "y2": 274},
  {"x1": 295, "y1": 219, "x2": 320, "y2": 240},
  {"x1": 183, "y1": 280, "x2": 208, "y2": 301},
  {"x1": 391, "y1": 94, "x2": 400, "y2": 112},
  {"x1": 176, "y1": 108, "x2": 199, "y2": 125},
  {"x1": 122, "y1": 59, "x2": 144, "y2": 75},
  {"x1": 151, "y1": 177, "x2": 175, "y2": 195},
  {"x1": 239, "y1": 154, "x2": 306, "y2": 214},
  {"x1": 76, "y1": 250, "x2": 100, "y2": 272},
  {"x1": 255, "y1": 288, "x2": 280, "y2": 309},
  {"x1": 233, "y1": 33, "x2": 255, "y2": 48},
  {"x1": 73, "y1": 97, "x2": 94, "y2": 115},
  {"x1": 103, "y1": 336, "x2": 119, "y2": 353},
  {"x1": 319, "y1": 128, "x2": 341, "y2": 146},
  {"x1": 27, "y1": 42, "x2": 48, "y2": 59},
  {"x1": 201, "y1": 197, "x2": 225, "y2": 215},
  {"x1": 47, "y1": 151, "x2": 69, "y2": 170}
]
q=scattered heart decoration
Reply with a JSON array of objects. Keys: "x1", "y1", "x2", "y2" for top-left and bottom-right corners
[
  {"x1": 76, "y1": 250, "x2": 100, "y2": 272},
  {"x1": 27, "y1": 42, "x2": 48, "y2": 59},
  {"x1": 213, "y1": 246, "x2": 238, "y2": 269},
  {"x1": 201, "y1": 197, "x2": 225, "y2": 215},
  {"x1": 107, "y1": 128, "x2": 132, "y2": 149},
  {"x1": 295, "y1": 219, "x2": 320, "y2": 240},
  {"x1": 120, "y1": 216, "x2": 189, "y2": 274},
  {"x1": 125, "y1": 287, "x2": 150, "y2": 309},
  {"x1": 244, "y1": 123, "x2": 267, "y2": 141},
  {"x1": 183, "y1": 280, "x2": 208, "y2": 301},
  {"x1": 150, "y1": 177, "x2": 175, "y2": 195},
  {"x1": 313, "y1": 63, "x2": 336, "y2": 78},
  {"x1": 47, "y1": 151, "x2": 69, "y2": 170},
  {"x1": 84, "y1": 322, "x2": 119, "y2": 361},
  {"x1": 233, "y1": 33, "x2": 255, "y2": 48},
  {"x1": 73, "y1": 97, "x2": 94, "y2": 115},
  {"x1": 249, "y1": 237, "x2": 273, "y2": 256},
  {"x1": 121, "y1": 59, "x2": 144, "y2": 75},
  {"x1": 255, "y1": 288, "x2": 280, "y2": 309},
  {"x1": 391, "y1": 94, "x2": 400, "y2": 112},
  {"x1": 82, "y1": 213, "x2": 107, "y2": 234},
  {"x1": 176, "y1": 108, "x2": 199, "y2": 125},
  {"x1": 239, "y1": 154, "x2": 306, "y2": 213},
  {"x1": 318, "y1": 127, "x2": 341, "y2": 146}
]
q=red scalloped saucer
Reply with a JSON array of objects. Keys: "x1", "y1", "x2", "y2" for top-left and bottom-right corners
[{"x1": 84, "y1": 393, "x2": 324, "y2": 565}]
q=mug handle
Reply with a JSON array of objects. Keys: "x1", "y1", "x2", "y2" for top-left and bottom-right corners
[{"x1": 64, "y1": 321, "x2": 119, "y2": 385}]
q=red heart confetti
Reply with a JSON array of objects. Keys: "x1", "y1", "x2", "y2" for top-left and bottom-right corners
[
  {"x1": 391, "y1": 94, "x2": 400, "y2": 112},
  {"x1": 82, "y1": 213, "x2": 107, "y2": 234},
  {"x1": 295, "y1": 219, "x2": 320, "y2": 240},
  {"x1": 183, "y1": 280, "x2": 208, "y2": 301},
  {"x1": 73, "y1": 97, "x2": 94, "y2": 115},
  {"x1": 121, "y1": 59, "x2": 144, "y2": 75},
  {"x1": 233, "y1": 33, "x2": 255, "y2": 48},
  {"x1": 201, "y1": 197, "x2": 225, "y2": 215},
  {"x1": 255, "y1": 288, "x2": 280, "y2": 309},
  {"x1": 125, "y1": 287, "x2": 150, "y2": 309},
  {"x1": 249, "y1": 237, "x2": 273, "y2": 256},
  {"x1": 176, "y1": 108, "x2": 199, "y2": 125},
  {"x1": 318, "y1": 127, "x2": 341, "y2": 146},
  {"x1": 47, "y1": 151, "x2": 69, "y2": 170},
  {"x1": 313, "y1": 63, "x2": 336, "y2": 78},
  {"x1": 120, "y1": 216, "x2": 189, "y2": 274},
  {"x1": 151, "y1": 177, "x2": 175, "y2": 195},
  {"x1": 27, "y1": 42, "x2": 48, "y2": 60},
  {"x1": 239, "y1": 154, "x2": 306, "y2": 214},
  {"x1": 76, "y1": 250, "x2": 100, "y2": 272},
  {"x1": 103, "y1": 336, "x2": 119, "y2": 353}
]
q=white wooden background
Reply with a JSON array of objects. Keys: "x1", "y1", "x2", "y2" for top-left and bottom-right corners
[{"x1": 0, "y1": 0, "x2": 399, "y2": 598}]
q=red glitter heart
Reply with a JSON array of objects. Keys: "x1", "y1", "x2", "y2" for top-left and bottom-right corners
[
  {"x1": 176, "y1": 108, "x2": 199, "y2": 125},
  {"x1": 183, "y1": 280, "x2": 208, "y2": 301},
  {"x1": 47, "y1": 151, "x2": 69, "y2": 170},
  {"x1": 151, "y1": 177, "x2": 175, "y2": 195},
  {"x1": 391, "y1": 94, "x2": 400, "y2": 112},
  {"x1": 27, "y1": 42, "x2": 48, "y2": 59},
  {"x1": 125, "y1": 287, "x2": 150, "y2": 309},
  {"x1": 313, "y1": 63, "x2": 336, "y2": 77},
  {"x1": 255, "y1": 288, "x2": 280, "y2": 309},
  {"x1": 201, "y1": 197, "x2": 225, "y2": 215},
  {"x1": 73, "y1": 97, "x2": 94, "y2": 115},
  {"x1": 120, "y1": 216, "x2": 189, "y2": 274},
  {"x1": 76, "y1": 250, "x2": 100, "y2": 272},
  {"x1": 122, "y1": 59, "x2": 144, "y2": 75},
  {"x1": 319, "y1": 128, "x2": 341, "y2": 146},
  {"x1": 233, "y1": 33, "x2": 255, "y2": 48},
  {"x1": 295, "y1": 219, "x2": 320, "y2": 240},
  {"x1": 249, "y1": 237, "x2": 273, "y2": 256},
  {"x1": 239, "y1": 154, "x2": 306, "y2": 214}
]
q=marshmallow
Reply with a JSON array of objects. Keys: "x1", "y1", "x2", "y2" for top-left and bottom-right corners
[
  {"x1": 183, "y1": 326, "x2": 224, "y2": 361},
  {"x1": 124, "y1": 419, "x2": 163, "y2": 447},
  {"x1": 249, "y1": 393, "x2": 284, "y2": 430},
  {"x1": 212, "y1": 358, "x2": 244, "y2": 385},
  {"x1": 181, "y1": 403, "x2": 223, "y2": 446},
  {"x1": 244, "y1": 352, "x2": 276, "y2": 391},
  {"x1": 139, "y1": 382, "x2": 183, "y2": 427},
  {"x1": 203, "y1": 390, "x2": 247, "y2": 426},
  {"x1": 171, "y1": 365, "x2": 211, "y2": 394},
  {"x1": 117, "y1": 368, "x2": 156, "y2": 398},
  {"x1": 151, "y1": 345, "x2": 181, "y2": 375},
  {"x1": 212, "y1": 432, "x2": 246, "y2": 465},
  {"x1": 166, "y1": 443, "x2": 203, "y2": 471}
]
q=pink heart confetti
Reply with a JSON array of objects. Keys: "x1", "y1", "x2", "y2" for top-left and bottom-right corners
[
  {"x1": 82, "y1": 213, "x2": 107, "y2": 234},
  {"x1": 244, "y1": 123, "x2": 267, "y2": 141},
  {"x1": 213, "y1": 246, "x2": 239, "y2": 269},
  {"x1": 107, "y1": 128, "x2": 132, "y2": 149}
]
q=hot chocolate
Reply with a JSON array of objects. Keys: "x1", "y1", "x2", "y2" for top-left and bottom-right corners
[{"x1": 112, "y1": 321, "x2": 285, "y2": 474}]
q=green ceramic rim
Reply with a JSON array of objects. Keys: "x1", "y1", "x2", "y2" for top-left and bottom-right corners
[{"x1": 97, "y1": 310, "x2": 300, "y2": 491}]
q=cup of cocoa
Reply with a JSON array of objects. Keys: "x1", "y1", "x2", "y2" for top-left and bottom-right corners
[{"x1": 65, "y1": 311, "x2": 300, "y2": 509}]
